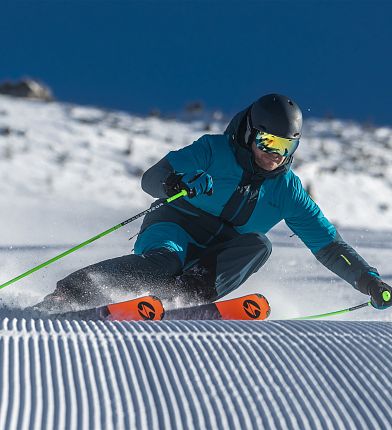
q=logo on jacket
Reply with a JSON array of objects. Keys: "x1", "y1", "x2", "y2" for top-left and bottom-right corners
[
  {"x1": 243, "y1": 299, "x2": 261, "y2": 319},
  {"x1": 138, "y1": 301, "x2": 156, "y2": 320}
]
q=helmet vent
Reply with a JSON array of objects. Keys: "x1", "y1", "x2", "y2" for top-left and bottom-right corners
[{"x1": 288, "y1": 100, "x2": 293, "y2": 106}]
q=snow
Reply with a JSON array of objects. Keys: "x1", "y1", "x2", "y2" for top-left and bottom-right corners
[
  {"x1": 1, "y1": 319, "x2": 392, "y2": 429},
  {"x1": 0, "y1": 94, "x2": 392, "y2": 428},
  {"x1": 1, "y1": 95, "x2": 391, "y2": 226}
]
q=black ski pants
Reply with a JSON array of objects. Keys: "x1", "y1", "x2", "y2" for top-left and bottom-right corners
[{"x1": 40, "y1": 233, "x2": 272, "y2": 310}]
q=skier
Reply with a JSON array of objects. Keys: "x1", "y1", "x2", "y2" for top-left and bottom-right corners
[{"x1": 35, "y1": 93, "x2": 392, "y2": 313}]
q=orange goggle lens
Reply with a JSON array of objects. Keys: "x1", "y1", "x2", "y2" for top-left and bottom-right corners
[{"x1": 255, "y1": 131, "x2": 299, "y2": 157}]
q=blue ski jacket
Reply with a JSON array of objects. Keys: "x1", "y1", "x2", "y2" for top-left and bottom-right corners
[{"x1": 137, "y1": 108, "x2": 378, "y2": 292}]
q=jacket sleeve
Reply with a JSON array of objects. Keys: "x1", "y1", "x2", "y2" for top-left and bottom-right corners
[
  {"x1": 314, "y1": 232, "x2": 379, "y2": 289},
  {"x1": 141, "y1": 157, "x2": 173, "y2": 198},
  {"x1": 141, "y1": 134, "x2": 213, "y2": 198},
  {"x1": 284, "y1": 176, "x2": 378, "y2": 289}
]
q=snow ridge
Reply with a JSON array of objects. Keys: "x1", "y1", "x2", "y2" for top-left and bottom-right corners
[{"x1": 1, "y1": 319, "x2": 391, "y2": 430}]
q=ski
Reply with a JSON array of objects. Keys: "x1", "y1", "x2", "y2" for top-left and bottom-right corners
[
  {"x1": 57, "y1": 295, "x2": 164, "y2": 321},
  {"x1": 164, "y1": 293, "x2": 270, "y2": 321},
  {"x1": 54, "y1": 293, "x2": 270, "y2": 322}
]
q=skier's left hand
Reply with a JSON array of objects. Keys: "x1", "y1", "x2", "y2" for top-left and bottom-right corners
[
  {"x1": 164, "y1": 170, "x2": 213, "y2": 198},
  {"x1": 359, "y1": 273, "x2": 392, "y2": 309},
  {"x1": 180, "y1": 170, "x2": 213, "y2": 198}
]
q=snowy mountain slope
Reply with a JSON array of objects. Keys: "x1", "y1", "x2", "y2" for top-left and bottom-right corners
[
  {"x1": 0, "y1": 95, "x2": 392, "y2": 227},
  {"x1": 0, "y1": 95, "x2": 218, "y2": 211},
  {"x1": 0, "y1": 94, "x2": 391, "y2": 316},
  {"x1": 1, "y1": 318, "x2": 391, "y2": 430}
]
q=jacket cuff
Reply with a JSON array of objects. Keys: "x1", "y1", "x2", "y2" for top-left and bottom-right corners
[{"x1": 356, "y1": 271, "x2": 380, "y2": 295}]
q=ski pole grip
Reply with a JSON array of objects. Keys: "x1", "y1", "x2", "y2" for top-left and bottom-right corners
[{"x1": 166, "y1": 189, "x2": 188, "y2": 203}]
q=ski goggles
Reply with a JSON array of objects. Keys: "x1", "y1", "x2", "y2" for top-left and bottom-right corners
[{"x1": 254, "y1": 131, "x2": 299, "y2": 157}]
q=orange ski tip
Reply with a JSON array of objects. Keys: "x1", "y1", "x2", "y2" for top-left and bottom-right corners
[
  {"x1": 215, "y1": 293, "x2": 270, "y2": 320},
  {"x1": 107, "y1": 295, "x2": 164, "y2": 321}
]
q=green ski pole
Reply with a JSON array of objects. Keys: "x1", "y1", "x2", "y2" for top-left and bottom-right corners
[
  {"x1": 0, "y1": 189, "x2": 188, "y2": 291},
  {"x1": 292, "y1": 291, "x2": 391, "y2": 320},
  {"x1": 291, "y1": 301, "x2": 371, "y2": 320}
]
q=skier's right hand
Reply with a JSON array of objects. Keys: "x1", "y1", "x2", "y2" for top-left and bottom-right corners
[
  {"x1": 369, "y1": 279, "x2": 392, "y2": 309},
  {"x1": 165, "y1": 170, "x2": 213, "y2": 198},
  {"x1": 359, "y1": 272, "x2": 392, "y2": 309}
]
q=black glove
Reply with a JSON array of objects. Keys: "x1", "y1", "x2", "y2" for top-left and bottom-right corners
[
  {"x1": 358, "y1": 272, "x2": 392, "y2": 309},
  {"x1": 164, "y1": 170, "x2": 213, "y2": 198}
]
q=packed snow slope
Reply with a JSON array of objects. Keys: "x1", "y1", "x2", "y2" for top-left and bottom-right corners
[
  {"x1": 0, "y1": 95, "x2": 392, "y2": 429},
  {"x1": 1, "y1": 318, "x2": 392, "y2": 430}
]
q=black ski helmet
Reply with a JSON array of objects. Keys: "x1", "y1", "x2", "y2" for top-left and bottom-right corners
[{"x1": 250, "y1": 93, "x2": 303, "y2": 139}]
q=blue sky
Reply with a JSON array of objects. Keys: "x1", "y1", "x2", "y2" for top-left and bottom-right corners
[{"x1": 1, "y1": 0, "x2": 391, "y2": 125}]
